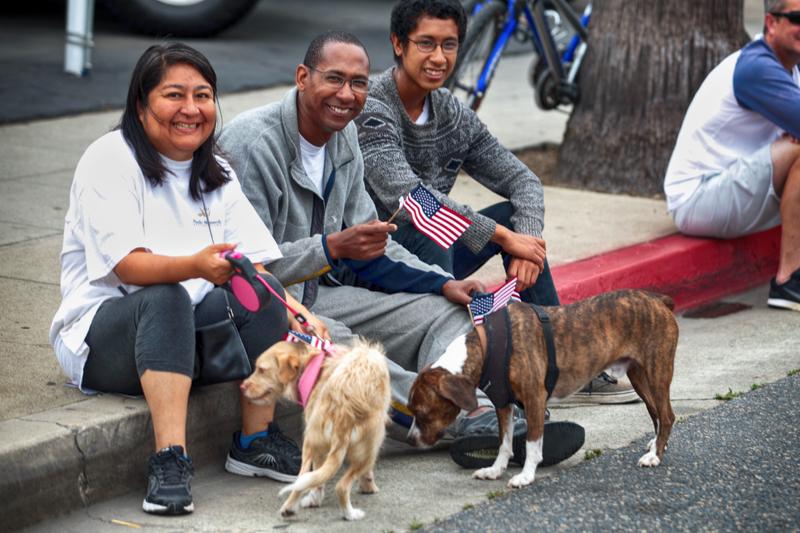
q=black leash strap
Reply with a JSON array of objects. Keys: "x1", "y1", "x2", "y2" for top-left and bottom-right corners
[
  {"x1": 530, "y1": 304, "x2": 559, "y2": 398},
  {"x1": 479, "y1": 307, "x2": 518, "y2": 408}
]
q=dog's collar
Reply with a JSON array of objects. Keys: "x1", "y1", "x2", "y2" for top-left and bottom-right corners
[{"x1": 297, "y1": 351, "x2": 330, "y2": 407}]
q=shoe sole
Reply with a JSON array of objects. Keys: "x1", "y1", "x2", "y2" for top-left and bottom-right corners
[
  {"x1": 142, "y1": 499, "x2": 194, "y2": 515},
  {"x1": 550, "y1": 390, "x2": 641, "y2": 405},
  {"x1": 767, "y1": 297, "x2": 800, "y2": 312},
  {"x1": 449, "y1": 421, "x2": 585, "y2": 469},
  {"x1": 224, "y1": 454, "x2": 298, "y2": 483}
]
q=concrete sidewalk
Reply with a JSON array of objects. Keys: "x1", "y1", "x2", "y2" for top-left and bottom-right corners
[{"x1": 0, "y1": 51, "x2": 790, "y2": 530}]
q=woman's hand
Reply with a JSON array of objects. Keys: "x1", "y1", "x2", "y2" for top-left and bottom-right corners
[
  {"x1": 283, "y1": 291, "x2": 330, "y2": 340},
  {"x1": 252, "y1": 263, "x2": 331, "y2": 341},
  {"x1": 289, "y1": 310, "x2": 330, "y2": 341},
  {"x1": 192, "y1": 243, "x2": 238, "y2": 285}
]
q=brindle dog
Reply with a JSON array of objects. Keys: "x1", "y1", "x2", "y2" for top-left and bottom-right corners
[{"x1": 408, "y1": 289, "x2": 679, "y2": 488}]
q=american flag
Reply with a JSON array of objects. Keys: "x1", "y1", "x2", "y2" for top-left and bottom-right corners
[
  {"x1": 401, "y1": 184, "x2": 471, "y2": 249},
  {"x1": 284, "y1": 330, "x2": 332, "y2": 352},
  {"x1": 468, "y1": 277, "x2": 521, "y2": 325}
]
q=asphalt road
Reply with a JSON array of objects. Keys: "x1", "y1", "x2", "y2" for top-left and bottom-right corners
[
  {"x1": 0, "y1": 0, "x2": 398, "y2": 123},
  {"x1": 427, "y1": 374, "x2": 800, "y2": 533}
]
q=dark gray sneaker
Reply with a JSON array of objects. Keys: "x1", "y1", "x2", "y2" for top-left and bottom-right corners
[
  {"x1": 142, "y1": 445, "x2": 194, "y2": 515},
  {"x1": 768, "y1": 272, "x2": 800, "y2": 312},
  {"x1": 553, "y1": 372, "x2": 640, "y2": 404},
  {"x1": 224, "y1": 424, "x2": 301, "y2": 482},
  {"x1": 449, "y1": 406, "x2": 584, "y2": 469}
]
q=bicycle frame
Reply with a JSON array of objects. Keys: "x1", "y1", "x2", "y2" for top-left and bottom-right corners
[{"x1": 468, "y1": 0, "x2": 590, "y2": 102}]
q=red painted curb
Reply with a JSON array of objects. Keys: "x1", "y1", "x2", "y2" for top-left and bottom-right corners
[{"x1": 552, "y1": 226, "x2": 781, "y2": 311}]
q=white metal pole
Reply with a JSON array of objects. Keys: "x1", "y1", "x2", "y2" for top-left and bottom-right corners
[{"x1": 64, "y1": 0, "x2": 96, "y2": 77}]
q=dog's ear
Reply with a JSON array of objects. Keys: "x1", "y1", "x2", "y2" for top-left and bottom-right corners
[
  {"x1": 437, "y1": 373, "x2": 479, "y2": 412},
  {"x1": 276, "y1": 349, "x2": 302, "y2": 384}
]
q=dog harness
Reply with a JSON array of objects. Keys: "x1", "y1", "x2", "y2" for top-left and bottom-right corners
[
  {"x1": 478, "y1": 305, "x2": 559, "y2": 409},
  {"x1": 297, "y1": 350, "x2": 329, "y2": 408},
  {"x1": 288, "y1": 331, "x2": 335, "y2": 408}
]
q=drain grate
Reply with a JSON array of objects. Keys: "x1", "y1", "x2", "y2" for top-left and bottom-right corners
[{"x1": 683, "y1": 301, "x2": 752, "y2": 319}]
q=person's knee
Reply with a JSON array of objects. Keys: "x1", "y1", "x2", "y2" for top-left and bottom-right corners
[
  {"x1": 259, "y1": 272, "x2": 285, "y2": 299},
  {"x1": 140, "y1": 284, "x2": 193, "y2": 317},
  {"x1": 771, "y1": 137, "x2": 800, "y2": 188},
  {"x1": 482, "y1": 201, "x2": 514, "y2": 227},
  {"x1": 254, "y1": 273, "x2": 289, "y2": 331}
]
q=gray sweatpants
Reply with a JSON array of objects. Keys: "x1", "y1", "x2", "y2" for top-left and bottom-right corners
[{"x1": 310, "y1": 284, "x2": 489, "y2": 408}]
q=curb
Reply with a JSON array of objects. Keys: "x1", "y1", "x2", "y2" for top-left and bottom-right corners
[
  {"x1": 0, "y1": 384, "x2": 303, "y2": 531},
  {"x1": 552, "y1": 226, "x2": 781, "y2": 310}
]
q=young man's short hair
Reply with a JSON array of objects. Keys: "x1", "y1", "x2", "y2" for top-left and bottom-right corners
[{"x1": 390, "y1": 0, "x2": 467, "y2": 65}]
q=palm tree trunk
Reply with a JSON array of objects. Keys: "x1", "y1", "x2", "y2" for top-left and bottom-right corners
[{"x1": 555, "y1": 0, "x2": 748, "y2": 196}]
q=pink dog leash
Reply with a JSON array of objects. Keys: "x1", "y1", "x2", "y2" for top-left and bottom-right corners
[{"x1": 224, "y1": 250, "x2": 319, "y2": 336}]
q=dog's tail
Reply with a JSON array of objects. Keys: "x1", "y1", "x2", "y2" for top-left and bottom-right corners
[
  {"x1": 278, "y1": 434, "x2": 350, "y2": 497},
  {"x1": 656, "y1": 294, "x2": 675, "y2": 311}
]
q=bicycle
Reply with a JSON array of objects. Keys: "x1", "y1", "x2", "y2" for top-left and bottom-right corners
[{"x1": 445, "y1": 0, "x2": 591, "y2": 112}]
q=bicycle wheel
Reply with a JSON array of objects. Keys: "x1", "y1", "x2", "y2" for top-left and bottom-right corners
[{"x1": 445, "y1": 1, "x2": 506, "y2": 111}]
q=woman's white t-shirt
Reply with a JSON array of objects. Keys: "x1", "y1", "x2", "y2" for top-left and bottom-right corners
[{"x1": 49, "y1": 130, "x2": 282, "y2": 389}]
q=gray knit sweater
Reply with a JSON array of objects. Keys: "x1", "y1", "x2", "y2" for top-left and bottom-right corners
[{"x1": 356, "y1": 68, "x2": 545, "y2": 254}]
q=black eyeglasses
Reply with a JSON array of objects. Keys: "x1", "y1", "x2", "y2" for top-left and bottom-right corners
[
  {"x1": 770, "y1": 10, "x2": 800, "y2": 25},
  {"x1": 408, "y1": 38, "x2": 460, "y2": 54},
  {"x1": 305, "y1": 66, "x2": 370, "y2": 94}
]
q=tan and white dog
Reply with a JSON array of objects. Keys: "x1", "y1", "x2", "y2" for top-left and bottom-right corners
[
  {"x1": 407, "y1": 290, "x2": 679, "y2": 488},
  {"x1": 240, "y1": 338, "x2": 391, "y2": 521}
]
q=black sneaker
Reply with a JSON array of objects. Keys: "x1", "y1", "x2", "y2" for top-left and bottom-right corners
[
  {"x1": 224, "y1": 424, "x2": 301, "y2": 482},
  {"x1": 768, "y1": 272, "x2": 800, "y2": 312},
  {"x1": 449, "y1": 406, "x2": 585, "y2": 469},
  {"x1": 143, "y1": 445, "x2": 194, "y2": 515}
]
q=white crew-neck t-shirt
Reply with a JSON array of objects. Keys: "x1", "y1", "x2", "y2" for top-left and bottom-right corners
[
  {"x1": 414, "y1": 96, "x2": 431, "y2": 125},
  {"x1": 299, "y1": 134, "x2": 326, "y2": 196}
]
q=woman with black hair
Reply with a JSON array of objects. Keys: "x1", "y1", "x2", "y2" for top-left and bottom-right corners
[{"x1": 49, "y1": 42, "x2": 327, "y2": 515}]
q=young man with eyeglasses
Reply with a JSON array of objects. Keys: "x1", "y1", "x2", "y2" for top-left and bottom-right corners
[
  {"x1": 665, "y1": 0, "x2": 800, "y2": 311},
  {"x1": 356, "y1": 0, "x2": 631, "y2": 464},
  {"x1": 219, "y1": 31, "x2": 586, "y2": 469}
]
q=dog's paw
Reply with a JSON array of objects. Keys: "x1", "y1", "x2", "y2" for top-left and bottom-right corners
[
  {"x1": 279, "y1": 504, "x2": 297, "y2": 518},
  {"x1": 344, "y1": 507, "x2": 365, "y2": 521},
  {"x1": 301, "y1": 487, "x2": 324, "y2": 508},
  {"x1": 508, "y1": 471, "x2": 536, "y2": 488},
  {"x1": 472, "y1": 465, "x2": 504, "y2": 480},
  {"x1": 637, "y1": 451, "x2": 661, "y2": 467},
  {"x1": 358, "y1": 480, "x2": 379, "y2": 494}
]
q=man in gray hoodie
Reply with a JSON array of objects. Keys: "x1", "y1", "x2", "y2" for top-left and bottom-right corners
[{"x1": 219, "y1": 30, "x2": 584, "y2": 469}]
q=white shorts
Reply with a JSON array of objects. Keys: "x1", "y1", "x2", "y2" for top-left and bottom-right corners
[{"x1": 672, "y1": 144, "x2": 781, "y2": 239}]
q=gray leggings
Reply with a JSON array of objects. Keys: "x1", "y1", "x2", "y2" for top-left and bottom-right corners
[{"x1": 83, "y1": 276, "x2": 288, "y2": 396}]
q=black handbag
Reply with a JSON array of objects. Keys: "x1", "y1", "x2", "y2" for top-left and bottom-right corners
[
  {"x1": 194, "y1": 194, "x2": 252, "y2": 385},
  {"x1": 194, "y1": 290, "x2": 251, "y2": 385}
]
